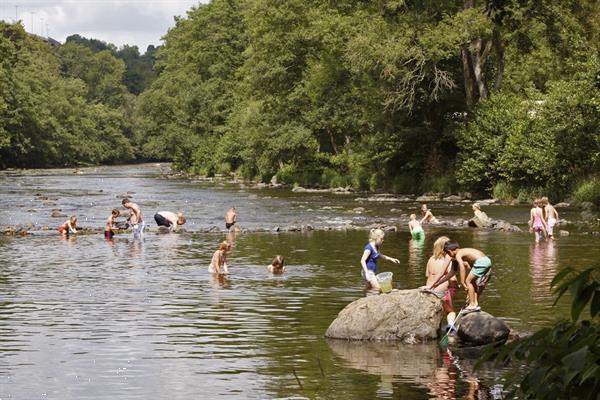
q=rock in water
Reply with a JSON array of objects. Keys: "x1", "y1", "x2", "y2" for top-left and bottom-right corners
[
  {"x1": 457, "y1": 311, "x2": 510, "y2": 346},
  {"x1": 325, "y1": 289, "x2": 443, "y2": 342}
]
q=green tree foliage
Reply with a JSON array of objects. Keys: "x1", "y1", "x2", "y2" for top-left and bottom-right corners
[
  {"x1": 482, "y1": 266, "x2": 600, "y2": 399},
  {"x1": 0, "y1": 22, "x2": 134, "y2": 167},
  {"x1": 136, "y1": 0, "x2": 598, "y2": 198}
]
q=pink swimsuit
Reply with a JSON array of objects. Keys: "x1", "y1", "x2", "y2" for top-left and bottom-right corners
[{"x1": 532, "y1": 210, "x2": 544, "y2": 230}]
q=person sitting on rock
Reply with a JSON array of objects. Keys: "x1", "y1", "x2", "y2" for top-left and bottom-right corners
[
  {"x1": 267, "y1": 255, "x2": 285, "y2": 274},
  {"x1": 431, "y1": 241, "x2": 492, "y2": 312},
  {"x1": 104, "y1": 209, "x2": 120, "y2": 239},
  {"x1": 408, "y1": 214, "x2": 425, "y2": 240},
  {"x1": 154, "y1": 211, "x2": 186, "y2": 232},
  {"x1": 208, "y1": 241, "x2": 231, "y2": 275},
  {"x1": 422, "y1": 236, "x2": 459, "y2": 327},
  {"x1": 468, "y1": 203, "x2": 491, "y2": 228},
  {"x1": 420, "y1": 204, "x2": 440, "y2": 224},
  {"x1": 360, "y1": 228, "x2": 400, "y2": 292},
  {"x1": 58, "y1": 215, "x2": 77, "y2": 236}
]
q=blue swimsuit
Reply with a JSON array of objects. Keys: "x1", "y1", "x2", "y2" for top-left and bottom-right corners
[{"x1": 364, "y1": 243, "x2": 380, "y2": 273}]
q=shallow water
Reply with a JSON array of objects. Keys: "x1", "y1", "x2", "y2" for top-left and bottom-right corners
[{"x1": 0, "y1": 164, "x2": 598, "y2": 399}]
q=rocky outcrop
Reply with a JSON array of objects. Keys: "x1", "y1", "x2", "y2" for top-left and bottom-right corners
[
  {"x1": 325, "y1": 289, "x2": 443, "y2": 342},
  {"x1": 467, "y1": 215, "x2": 521, "y2": 232},
  {"x1": 457, "y1": 311, "x2": 510, "y2": 346}
]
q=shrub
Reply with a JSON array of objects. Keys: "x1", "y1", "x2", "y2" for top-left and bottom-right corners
[{"x1": 573, "y1": 177, "x2": 600, "y2": 206}]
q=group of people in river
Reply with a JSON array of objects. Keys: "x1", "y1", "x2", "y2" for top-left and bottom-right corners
[
  {"x1": 361, "y1": 227, "x2": 491, "y2": 317},
  {"x1": 58, "y1": 201, "x2": 285, "y2": 274},
  {"x1": 528, "y1": 196, "x2": 559, "y2": 242}
]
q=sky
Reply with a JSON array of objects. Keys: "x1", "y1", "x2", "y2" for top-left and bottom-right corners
[{"x1": 0, "y1": 0, "x2": 206, "y2": 51}]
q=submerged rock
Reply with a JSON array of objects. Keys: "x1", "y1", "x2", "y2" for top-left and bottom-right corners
[
  {"x1": 51, "y1": 209, "x2": 67, "y2": 218},
  {"x1": 325, "y1": 289, "x2": 443, "y2": 342},
  {"x1": 457, "y1": 311, "x2": 510, "y2": 346}
]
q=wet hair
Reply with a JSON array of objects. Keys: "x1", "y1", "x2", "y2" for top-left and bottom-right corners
[
  {"x1": 472, "y1": 202, "x2": 481, "y2": 211},
  {"x1": 443, "y1": 241, "x2": 460, "y2": 253},
  {"x1": 271, "y1": 255, "x2": 284, "y2": 269},
  {"x1": 369, "y1": 228, "x2": 385, "y2": 242},
  {"x1": 218, "y1": 241, "x2": 231, "y2": 251},
  {"x1": 121, "y1": 198, "x2": 130, "y2": 206},
  {"x1": 432, "y1": 236, "x2": 450, "y2": 259},
  {"x1": 541, "y1": 196, "x2": 549, "y2": 205},
  {"x1": 409, "y1": 214, "x2": 416, "y2": 220},
  {"x1": 111, "y1": 209, "x2": 120, "y2": 217},
  {"x1": 177, "y1": 213, "x2": 186, "y2": 225}
]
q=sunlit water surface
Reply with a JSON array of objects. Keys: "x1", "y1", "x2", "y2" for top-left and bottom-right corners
[{"x1": 0, "y1": 164, "x2": 597, "y2": 399}]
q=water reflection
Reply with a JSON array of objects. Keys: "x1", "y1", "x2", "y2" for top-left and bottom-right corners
[
  {"x1": 408, "y1": 237, "x2": 426, "y2": 274},
  {"x1": 529, "y1": 241, "x2": 559, "y2": 301}
]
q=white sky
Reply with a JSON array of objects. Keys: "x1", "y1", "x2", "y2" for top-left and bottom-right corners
[{"x1": 0, "y1": 0, "x2": 207, "y2": 51}]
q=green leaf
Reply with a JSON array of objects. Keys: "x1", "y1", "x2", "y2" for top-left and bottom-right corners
[{"x1": 561, "y1": 346, "x2": 588, "y2": 371}]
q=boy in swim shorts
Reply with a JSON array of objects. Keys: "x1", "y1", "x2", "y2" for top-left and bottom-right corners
[
  {"x1": 408, "y1": 214, "x2": 425, "y2": 240},
  {"x1": 431, "y1": 241, "x2": 492, "y2": 312},
  {"x1": 104, "y1": 209, "x2": 120, "y2": 239},
  {"x1": 225, "y1": 207, "x2": 237, "y2": 230}
]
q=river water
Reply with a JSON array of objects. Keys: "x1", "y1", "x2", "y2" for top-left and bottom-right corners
[{"x1": 0, "y1": 164, "x2": 597, "y2": 399}]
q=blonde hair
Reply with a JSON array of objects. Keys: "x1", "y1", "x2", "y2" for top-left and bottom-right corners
[
  {"x1": 369, "y1": 228, "x2": 385, "y2": 242},
  {"x1": 409, "y1": 214, "x2": 416, "y2": 220},
  {"x1": 541, "y1": 196, "x2": 549, "y2": 205},
  {"x1": 472, "y1": 202, "x2": 480, "y2": 211},
  {"x1": 271, "y1": 255, "x2": 284, "y2": 269},
  {"x1": 432, "y1": 236, "x2": 450, "y2": 259},
  {"x1": 218, "y1": 241, "x2": 230, "y2": 251}
]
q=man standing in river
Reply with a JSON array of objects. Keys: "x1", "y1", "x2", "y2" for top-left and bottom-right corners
[
  {"x1": 225, "y1": 207, "x2": 237, "y2": 231},
  {"x1": 122, "y1": 198, "x2": 144, "y2": 238}
]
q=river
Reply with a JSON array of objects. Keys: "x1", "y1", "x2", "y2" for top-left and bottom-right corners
[{"x1": 0, "y1": 164, "x2": 597, "y2": 399}]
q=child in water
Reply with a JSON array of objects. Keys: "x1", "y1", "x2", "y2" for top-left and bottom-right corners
[
  {"x1": 208, "y1": 241, "x2": 231, "y2": 275},
  {"x1": 267, "y1": 255, "x2": 285, "y2": 274},
  {"x1": 360, "y1": 228, "x2": 400, "y2": 291},
  {"x1": 104, "y1": 209, "x2": 120, "y2": 239},
  {"x1": 420, "y1": 204, "x2": 440, "y2": 224},
  {"x1": 430, "y1": 241, "x2": 492, "y2": 312},
  {"x1": 423, "y1": 236, "x2": 458, "y2": 327},
  {"x1": 408, "y1": 214, "x2": 425, "y2": 240},
  {"x1": 528, "y1": 199, "x2": 548, "y2": 243},
  {"x1": 58, "y1": 216, "x2": 77, "y2": 236}
]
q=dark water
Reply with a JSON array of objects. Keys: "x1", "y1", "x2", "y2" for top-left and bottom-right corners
[{"x1": 0, "y1": 164, "x2": 597, "y2": 399}]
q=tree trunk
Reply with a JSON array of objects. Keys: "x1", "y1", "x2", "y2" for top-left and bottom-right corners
[
  {"x1": 493, "y1": 30, "x2": 504, "y2": 91},
  {"x1": 461, "y1": 46, "x2": 476, "y2": 110},
  {"x1": 471, "y1": 38, "x2": 489, "y2": 101}
]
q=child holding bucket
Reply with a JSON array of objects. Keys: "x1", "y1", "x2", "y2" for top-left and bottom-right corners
[{"x1": 360, "y1": 228, "x2": 400, "y2": 292}]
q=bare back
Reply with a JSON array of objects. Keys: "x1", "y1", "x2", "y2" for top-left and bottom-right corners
[
  {"x1": 425, "y1": 255, "x2": 453, "y2": 289},
  {"x1": 225, "y1": 209, "x2": 236, "y2": 224},
  {"x1": 128, "y1": 203, "x2": 143, "y2": 224},
  {"x1": 456, "y1": 248, "x2": 486, "y2": 266},
  {"x1": 545, "y1": 204, "x2": 558, "y2": 220}
]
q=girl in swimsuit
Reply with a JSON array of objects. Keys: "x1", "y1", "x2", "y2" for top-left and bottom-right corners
[
  {"x1": 58, "y1": 216, "x2": 77, "y2": 236},
  {"x1": 423, "y1": 236, "x2": 458, "y2": 326},
  {"x1": 208, "y1": 241, "x2": 231, "y2": 274},
  {"x1": 267, "y1": 255, "x2": 285, "y2": 274},
  {"x1": 360, "y1": 228, "x2": 400, "y2": 291},
  {"x1": 529, "y1": 199, "x2": 548, "y2": 243}
]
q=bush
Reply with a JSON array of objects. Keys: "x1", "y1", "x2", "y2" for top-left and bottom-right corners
[
  {"x1": 492, "y1": 181, "x2": 516, "y2": 201},
  {"x1": 573, "y1": 177, "x2": 600, "y2": 206}
]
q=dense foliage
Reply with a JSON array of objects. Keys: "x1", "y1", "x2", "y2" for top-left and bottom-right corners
[
  {"x1": 0, "y1": 22, "x2": 135, "y2": 167},
  {"x1": 1, "y1": 1, "x2": 599, "y2": 201},
  {"x1": 135, "y1": 0, "x2": 600, "y2": 199},
  {"x1": 482, "y1": 265, "x2": 600, "y2": 399}
]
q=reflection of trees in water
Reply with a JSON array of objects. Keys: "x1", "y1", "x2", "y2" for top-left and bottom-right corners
[
  {"x1": 529, "y1": 242, "x2": 558, "y2": 301},
  {"x1": 327, "y1": 340, "x2": 498, "y2": 399},
  {"x1": 408, "y1": 238, "x2": 426, "y2": 275}
]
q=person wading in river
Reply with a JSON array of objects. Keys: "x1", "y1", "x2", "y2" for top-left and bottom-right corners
[
  {"x1": 541, "y1": 197, "x2": 559, "y2": 240},
  {"x1": 225, "y1": 207, "x2": 237, "y2": 231},
  {"x1": 104, "y1": 209, "x2": 120, "y2": 239},
  {"x1": 122, "y1": 198, "x2": 144, "y2": 238},
  {"x1": 360, "y1": 228, "x2": 400, "y2": 292},
  {"x1": 154, "y1": 211, "x2": 186, "y2": 232}
]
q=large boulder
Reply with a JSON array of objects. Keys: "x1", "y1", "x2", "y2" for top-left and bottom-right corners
[
  {"x1": 325, "y1": 289, "x2": 443, "y2": 342},
  {"x1": 457, "y1": 311, "x2": 510, "y2": 346}
]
